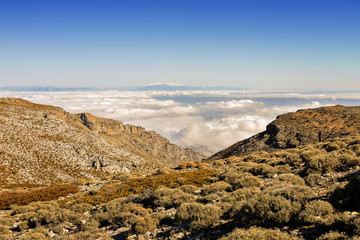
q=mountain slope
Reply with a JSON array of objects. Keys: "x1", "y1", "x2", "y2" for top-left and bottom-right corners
[
  {"x1": 0, "y1": 98, "x2": 203, "y2": 184},
  {"x1": 209, "y1": 105, "x2": 360, "y2": 160}
]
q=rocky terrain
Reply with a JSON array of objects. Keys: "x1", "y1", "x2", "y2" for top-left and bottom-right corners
[
  {"x1": 0, "y1": 98, "x2": 203, "y2": 184},
  {"x1": 0, "y1": 103, "x2": 359, "y2": 240},
  {"x1": 209, "y1": 105, "x2": 360, "y2": 160}
]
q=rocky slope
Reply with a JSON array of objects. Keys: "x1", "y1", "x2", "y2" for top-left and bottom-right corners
[
  {"x1": 0, "y1": 98, "x2": 203, "y2": 184},
  {"x1": 209, "y1": 105, "x2": 360, "y2": 160}
]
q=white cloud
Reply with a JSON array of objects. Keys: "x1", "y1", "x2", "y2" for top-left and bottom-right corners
[{"x1": 1, "y1": 90, "x2": 360, "y2": 155}]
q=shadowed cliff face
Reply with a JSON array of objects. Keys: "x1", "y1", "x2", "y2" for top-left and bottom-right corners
[
  {"x1": 0, "y1": 98, "x2": 203, "y2": 184},
  {"x1": 208, "y1": 105, "x2": 360, "y2": 160}
]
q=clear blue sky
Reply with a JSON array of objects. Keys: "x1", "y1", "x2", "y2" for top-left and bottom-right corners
[{"x1": 0, "y1": 0, "x2": 359, "y2": 90}]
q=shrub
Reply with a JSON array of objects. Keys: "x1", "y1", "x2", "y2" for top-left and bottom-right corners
[
  {"x1": 176, "y1": 162, "x2": 197, "y2": 170},
  {"x1": 337, "y1": 154, "x2": 360, "y2": 168},
  {"x1": 221, "y1": 171, "x2": 242, "y2": 185},
  {"x1": 305, "y1": 173, "x2": 322, "y2": 187},
  {"x1": 175, "y1": 203, "x2": 222, "y2": 231},
  {"x1": 297, "y1": 200, "x2": 335, "y2": 225},
  {"x1": 316, "y1": 231, "x2": 348, "y2": 240},
  {"x1": 304, "y1": 154, "x2": 340, "y2": 174},
  {"x1": 19, "y1": 233, "x2": 47, "y2": 240},
  {"x1": 93, "y1": 201, "x2": 149, "y2": 228},
  {"x1": 10, "y1": 205, "x2": 35, "y2": 215},
  {"x1": 0, "y1": 217, "x2": 14, "y2": 226},
  {"x1": 235, "y1": 194, "x2": 295, "y2": 227},
  {"x1": 322, "y1": 142, "x2": 341, "y2": 152},
  {"x1": 265, "y1": 184, "x2": 315, "y2": 204},
  {"x1": 131, "y1": 215, "x2": 159, "y2": 234},
  {"x1": 70, "y1": 203, "x2": 93, "y2": 213},
  {"x1": 0, "y1": 185, "x2": 79, "y2": 209},
  {"x1": 198, "y1": 194, "x2": 220, "y2": 204},
  {"x1": 151, "y1": 187, "x2": 196, "y2": 209},
  {"x1": 331, "y1": 176, "x2": 360, "y2": 211},
  {"x1": 250, "y1": 163, "x2": 277, "y2": 178},
  {"x1": 277, "y1": 173, "x2": 305, "y2": 186},
  {"x1": 179, "y1": 185, "x2": 199, "y2": 194},
  {"x1": 233, "y1": 174, "x2": 262, "y2": 189},
  {"x1": 0, "y1": 226, "x2": 9, "y2": 235},
  {"x1": 201, "y1": 181, "x2": 231, "y2": 196},
  {"x1": 219, "y1": 227, "x2": 301, "y2": 240}
]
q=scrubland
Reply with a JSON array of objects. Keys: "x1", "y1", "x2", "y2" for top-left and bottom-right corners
[{"x1": 0, "y1": 137, "x2": 360, "y2": 239}]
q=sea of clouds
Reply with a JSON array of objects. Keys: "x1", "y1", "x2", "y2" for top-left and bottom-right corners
[{"x1": 2, "y1": 90, "x2": 360, "y2": 155}]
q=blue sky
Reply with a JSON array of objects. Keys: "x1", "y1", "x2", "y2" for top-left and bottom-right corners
[{"x1": 0, "y1": 0, "x2": 359, "y2": 90}]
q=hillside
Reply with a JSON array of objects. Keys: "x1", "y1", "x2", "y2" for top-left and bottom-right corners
[
  {"x1": 0, "y1": 98, "x2": 203, "y2": 184},
  {"x1": 209, "y1": 105, "x2": 360, "y2": 160},
  {"x1": 0, "y1": 104, "x2": 359, "y2": 240}
]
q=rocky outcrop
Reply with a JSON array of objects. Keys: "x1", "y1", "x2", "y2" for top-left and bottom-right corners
[
  {"x1": 0, "y1": 98, "x2": 203, "y2": 184},
  {"x1": 209, "y1": 105, "x2": 360, "y2": 160}
]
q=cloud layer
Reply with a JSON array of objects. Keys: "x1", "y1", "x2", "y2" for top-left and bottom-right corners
[{"x1": 2, "y1": 90, "x2": 360, "y2": 155}]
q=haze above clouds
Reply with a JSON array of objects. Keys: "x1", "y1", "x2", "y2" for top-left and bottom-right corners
[{"x1": 2, "y1": 90, "x2": 360, "y2": 155}]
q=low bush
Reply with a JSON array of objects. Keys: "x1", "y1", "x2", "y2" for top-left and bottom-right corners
[
  {"x1": 316, "y1": 231, "x2": 348, "y2": 240},
  {"x1": 250, "y1": 163, "x2": 277, "y2": 178},
  {"x1": 219, "y1": 227, "x2": 301, "y2": 240},
  {"x1": 305, "y1": 173, "x2": 322, "y2": 187},
  {"x1": 201, "y1": 181, "x2": 231, "y2": 196},
  {"x1": 0, "y1": 217, "x2": 14, "y2": 226},
  {"x1": 0, "y1": 226, "x2": 9, "y2": 235},
  {"x1": 297, "y1": 200, "x2": 335, "y2": 225},
  {"x1": 235, "y1": 194, "x2": 295, "y2": 227},
  {"x1": 277, "y1": 173, "x2": 305, "y2": 186},
  {"x1": 265, "y1": 184, "x2": 315, "y2": 204},
  {"x1": 151, "y1": 187, "x2": 196, "y2": 209},
  {"x1": 131, "y1": 215, "x2": 159, "y2": 234},
  {"x1": 175, "y1": 203, "x2": 222, "y2": 231},
  {"x1": 304, "y1": 154, "x2": 340, "y2": 174},
  {"x1": 0, "y1": 185, "x2": 79, "y2": 210},
  {"x1": 232, "y1": 174, "x2": 262, "y2": 189}
]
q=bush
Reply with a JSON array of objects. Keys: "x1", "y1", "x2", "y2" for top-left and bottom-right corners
[
  {"x1": 250, "y1": 163, "x2": 277, "y2": 178},
  {"x1": 175, "y1": 203, "x2": 222, "y2": 231},
  {"x1": 70, "y1": 203, "x2": 93, "y2": 213},
  {"x1": 337, "y1": 154, "x2": 360, "y2": 168},
  {"x1": 265, "y1": 184, "x2": 315, "y2": 204},
  {"x1": 304, "y1": 154, "x2": 340, "y2": 174},
  {"x1": 0, "y1": 226, "x2": 9, "y2": 235},
  {"x1": 277, "y1": 173, "x2": 305, "y2": 186},
  {"x1": 235, "y1": 194, "x2": 295, "y2": 227},
  {"x1": 179, "y1": 185, "x2": 199, "y2": 194},
  {"x1": 305, "y1": 173, "x2": 322, "y2": 187},
  {"x1": 219, "y1": 227, "x2": 301, "y2": 240},
  {"x1": 151, "y1": 187, "x2": 196, "y2": 209},
  {"x1": 316, "y1": 231, "x2": 348, "y2": 240},
  {"x1": 93, "y1": 201, "x2": 149, "y2": 228},
  {"x1": 0, "y1": 217, "x2": 14, "y2": 226},
  {"x1": 0, "y1": 185, "x2": 79, "y2": 209},
  {"x1": 131, "y1": 215, "x2": 159, "y2": 234},
  {"x1": 297, "y1": 200, "x2": 335, "y2": 225},
  {"x1": 233, "y1": 174, "x2": 262, "y2": 189},
  {"x1": 331, "y1": 176, "x2": 360, "y2": 211},
  {"x1": 19, "y1": 233, "x2": 47, "y2": 240},
  {"x1": 201, "y1": 181, "x2": 231, "y2": 196}
]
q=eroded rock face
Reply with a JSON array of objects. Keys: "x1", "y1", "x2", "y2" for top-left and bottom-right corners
[
  {"x1": 0, "y1": 98, "x2": 203, "y2": 184},
  {"x1": 209, "y1": 105, "x2": 360, "y2": 160}
]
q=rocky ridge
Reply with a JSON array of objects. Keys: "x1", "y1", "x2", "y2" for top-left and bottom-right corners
[
  {"x1": 209, "y1": 105, "x2": 360, "y2": 160},
  {"x1": 0, "y1": 98, "x2": 203, "y2": 184}
]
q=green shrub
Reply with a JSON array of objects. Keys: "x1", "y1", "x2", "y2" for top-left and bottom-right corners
[
  {"x1": 93, "y1": 201, "x2": 149, "y2": 228},
  {"x1": 250, "y1": 163, "x2": 277, "y2": 178},
  {"x1": 70, "y1": 203, "x2": 93, "y2": 213},
  {"x1": 0, "y1": 226, "x2": 9, "y2": 235},
  {"x1": 297, "y1": 200, "x2": 335, "y2": 225},
  {"x1": 151, "y1": 187, "x2": 196, "y2": 209},
  {"x1": 201, "y1": 181, "x2": 231, "y2": 196},
  {"x1": 219, "y1": 227, "x2": 301, "y2": 240},
  {"x1": 304, "y1": 154, "x2": 340, "y2": 174},
  {"x1": 175, "y1": 203, "x2": 222, "y2": 231},
  {"x1": 131, "y1": 215, "x2": 159, "y2": 234},
  {"x1": 277, "y1": 173, "x2": 305, "y2": 186},
  {"x1": 233, "y1": 174, "x2": 262, "y2": 189},
  {"x1": 19, "y1": 233, "x2": 47, "y2": 240},
  {"x1": 265, "y1": 184, "x2": 315, "y2": 204},
  {"x1": 0, "y1": 217, "x2": 14, "y2": 226},
  {"x1": 305, "y1": 173, "x2": 322, "y2": 187},
  {"x1": 316, "y1": 231, "x2": 348, "y2": 240},
  {"x1": 235, "y1": 194, "x2": 295, "y2": 227},
  {"x1": 337, "y1": 154, "x2": 360, "y2": 168}
]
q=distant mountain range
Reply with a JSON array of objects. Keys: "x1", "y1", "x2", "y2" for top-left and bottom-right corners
[{"x1": 0, "y1": 83, "x2": 248, "y2": 92}]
